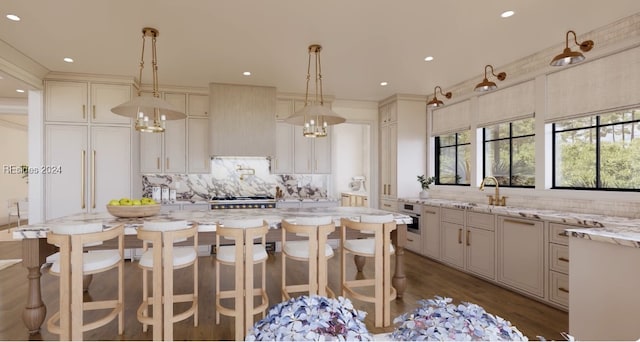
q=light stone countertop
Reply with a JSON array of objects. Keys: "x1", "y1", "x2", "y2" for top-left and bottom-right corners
[{"x1": 400, "y1": 197, "x2": 640, "y2": 248}]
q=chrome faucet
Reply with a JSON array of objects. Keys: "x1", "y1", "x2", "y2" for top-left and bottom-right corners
[{"x1": 479, "y1": 176, "x2": 506, "y2": 206}]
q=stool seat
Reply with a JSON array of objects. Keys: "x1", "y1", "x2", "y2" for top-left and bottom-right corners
[
  {"x1": 50, "y1": 250, "x2": 121, "y2": 274},
  {"x1": 217, "y1": 244, "x2": 268, "y2": 263},
  {"x1": 138, "y1": 246, "x2": 197, "y2": 268},
  {"x1": 283, "y1": 240, "x2": 334, "y2": 259},
  {"x1": 343, "y1": 239, "x2": 395, "y2": 256}
]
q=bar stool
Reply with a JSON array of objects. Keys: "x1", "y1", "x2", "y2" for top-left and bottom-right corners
[
  {"x1": 340, "y1": 214, "x2": 397, "y2": 327},
  {"x1": 46, "y1": 223, "x2": 125, "y2": 341},
  {"x1": 281, "y1": 216, "x2": 335, "y2": 300},
  {"x1": 137, "y1": 220, "x2": 199, "y2": 341},
  {"x1": 215, "y1": 218, "x2": 269, "y2": 341}
]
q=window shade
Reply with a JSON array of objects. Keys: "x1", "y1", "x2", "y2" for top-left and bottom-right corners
[
  {"x1": 547, "y1": 46, "x2": 640, "y2": 123},
  {"x1": 431, "y1": 100, "x2": 471, "y2": 135},
  {"x1": 477, "y1": 80, "x2": 535, "y2": 127}
]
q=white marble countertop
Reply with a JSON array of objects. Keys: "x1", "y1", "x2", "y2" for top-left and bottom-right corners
[
  {"x1": 9, "y1": 207, "x2": 411, "y2": 240},
  {"x1": 399, "y1": 197, "x2": 640, "y2": 248}
]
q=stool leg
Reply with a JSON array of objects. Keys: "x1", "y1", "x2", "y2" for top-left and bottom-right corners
[
  {"x1": 215, "y1": 259, "x2": 220, "y2": 324},
  {"x1": 374, "y1": 234, "x2": 383, "y2": 328}
]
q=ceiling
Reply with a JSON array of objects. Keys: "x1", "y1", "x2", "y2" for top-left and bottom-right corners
[{"x1": 1, "y1": 1, "x2": 640, "y2": 103}]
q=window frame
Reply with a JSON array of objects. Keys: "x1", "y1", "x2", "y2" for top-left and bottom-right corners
[
  {"x1": 435, "y1": 131, "x2": 471, "y2": 186},
  {"x1": 482, "y1": 119, "x2": 535, "y2": 188}
]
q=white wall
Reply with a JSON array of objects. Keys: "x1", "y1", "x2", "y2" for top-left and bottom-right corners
[{"x1": 0, "y1": 113, "x2": 28, "y2": 225}]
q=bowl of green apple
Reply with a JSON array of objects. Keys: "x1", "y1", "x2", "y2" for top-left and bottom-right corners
[{"x1": 107, "y1": 197, "x2": 161, "y2": 218}]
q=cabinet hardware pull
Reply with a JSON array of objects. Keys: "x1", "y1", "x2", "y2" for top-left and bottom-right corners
[
  {"x1": 82, "y1": 105, "x2": 86, "y2": 119},
  {"x1": 466, "y1": 230, "x2": 470, "y2": 246},
  {"x1": 458, "y1": 228, "x2": 462, "y2": 244},
  {"x1": 407, "y1": 239, "x2": 414, "y2": 242},
  {"x1": 424, "y1": 210, "x2": 437, "y2": 215},
  {"x1": 383, "y1": 204, "x2": 391, "y2": 208},
  {"x1": 558, "y1": 257, "x2": 569, "y2": 262},
  {"x1": 315, "y1": 159, "x2": 318, "y2": 172},
  {"x1": 558, "y1": 232, "x2": 567, "y2": 237},
  {"x1": 558, "y1": 287, "x2": 569, "y2": 293},
  {"x1": 166, "y1": 158, "x2": 170, "y2": 170},
  {"x1": 92, "y1": 150, "x2": 96, "y2": 209},
  {"x1": 81, "y1": 150, "x2": 86, "y2": 209},
  {"x1": 504, "y1": 218, "x2": 536, "y2": 226},
  {"x1": 157, "y1": 157, "x2": 160, "y2": 170},
  {"x1": 92, "y1": 105, "x2": 96, "y2": 119},
  {"x1": 388, "y1": 184, "x2": 391, "y2": 194}
]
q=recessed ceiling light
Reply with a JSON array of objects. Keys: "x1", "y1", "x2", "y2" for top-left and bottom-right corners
[
  {"x1": 16, "y1": 89, "x2": 25, "y2": 93},
  {"x1": 6, "y1": 14, "x2": 20, "y2": 21},
  {"x1": 0, "y1": 75, "x2": 4, "y2": 80},
  {"x1": 63, "y1": 57, "x2": 74, "y2": 63},
  {"x1": 243, "y1": 71, "x2": 251, "y2": 76},
  {"x1": 424, "y1": 56, "x2": 434, "y2": 62},
  {"x1": 501, "y1": 10, "x2": 514, "y2": 18},
  {"x1": 380, "y1": 82, "x2": 388, "y2": 86}
]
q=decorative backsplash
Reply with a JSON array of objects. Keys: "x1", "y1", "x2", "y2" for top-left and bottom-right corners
[{"x1": 142, "y1": 157, "x2": 328, "y2": 201}]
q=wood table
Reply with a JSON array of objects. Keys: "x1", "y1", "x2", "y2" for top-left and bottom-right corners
[{"x1": 7, "y1": 206, "x2": 410, "y2": 334}]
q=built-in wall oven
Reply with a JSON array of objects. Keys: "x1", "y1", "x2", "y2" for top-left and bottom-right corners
[{"x1": 398, "y1": 202, "x2": 421, "y2": 234}]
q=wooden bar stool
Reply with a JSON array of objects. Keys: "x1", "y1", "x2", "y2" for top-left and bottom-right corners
[
  {"x1": 215, "y1": 218, "x2": 269, "y2": 341},
  {"x1": 137, "y1": 220, "x2": 199, "y2": 341},
  {"x1": 340, "y1": 214, "x2": 397, "y2": 327},
  {"x1": 46, "y1": 223, "x2": 125, "y2": 341},
  {"x1": 281, "y1": 216, "x2": 335, "y2": 300}
]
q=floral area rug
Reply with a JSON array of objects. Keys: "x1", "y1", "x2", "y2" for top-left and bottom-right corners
[{"x1": 0, "y1": 259, "x2": 22, "y2": 271}]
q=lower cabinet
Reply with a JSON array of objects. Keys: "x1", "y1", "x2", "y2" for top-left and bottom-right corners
[
  {"x1": 465, "y1": 227, "x2": 495, "y2": 280},
  {"x1": 548, "y1": 223, "x2": 571, "y2": 309},
  {"x1": 422, "y1": 206, "x2": 440, "y2": 259},
  {"x1": 441, "y1": 220, "x2": 465, "y2": 269},
  {"x1": 497, "y1": 216, "x2": 545, "y2": 298},
  {"x1": 405, "y1": 231, "x2": 422, "y2": 253}
]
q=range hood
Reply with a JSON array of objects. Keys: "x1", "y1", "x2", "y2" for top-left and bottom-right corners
[{"x1": 209, "y1": 83, "x2": 276, "y2": 157}]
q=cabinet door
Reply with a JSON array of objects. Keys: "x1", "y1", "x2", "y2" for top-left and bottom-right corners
[
  {"x1": 139, "y1": 132, "x2": 163, "y2": 173},
  {"x1": 187, "y1": 117, "x2": 210, "y2": 173},
  {"x1": 163, "y1": 119, "x2": 186, "y2": 173},
  {"x1": 45, "y1": 125, "x2": 88, "y2": 219},
  {"x1": 91, "y1": 126, "x2": 131, "y2": 212},
  {"x1": 465, "y1": 227, "x2": 495, "y2": 280},
  {"x1": 441, "y1": 221, "x2": 464, "y2": 269},
  {"x1": 379, "y1": 123, "x2": 390, "y2": 200},
  {"x1": 497, "y1": 217, "x2": 544, "y2": 297},
  {"x1": 274, "y1": 122, "x2": 294, "y2": 173},
  {"x1": 293, "y1": 125, "x2": 312, "y2": 173},
  {"x1": 388, "y1": 123, "x2": 397, "y2": 198},
  {"x1": 422, "y1": 206, "x2": 441, "y2": 259},
  {"x1": 405, "y1": 231, "x2": 422, "y2": 254},
  {"x1": 313, "y1": 127, "x2": 331, "y2": 173},
  {"x1": 275, "y1": 99, "x2": 293, "y2": 120},
  {"x1": 188, "y1": 94, "x2": 209, "y2": 117},
  {"x1": 45, "y1": 81, "x2": 88, "y2": 123},
  {"x1": 90, "y1": 83, "x2": 131, "y2": 124}
]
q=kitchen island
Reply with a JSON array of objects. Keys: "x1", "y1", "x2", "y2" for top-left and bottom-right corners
[{"x1": 5, "y1": 206, "x2": 411, "y2": 334}]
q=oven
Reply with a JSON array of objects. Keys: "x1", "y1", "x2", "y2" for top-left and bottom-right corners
[
  {"x1": 398, "y1": 202, "x2": 421, "y2": 234},
  {"x1": 209, "y1": 196, "x2": 276, "y2": 210}
]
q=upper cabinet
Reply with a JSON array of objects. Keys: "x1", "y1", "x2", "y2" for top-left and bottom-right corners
[
  {"x1": 45, "y1": 80, "x2": 132, "y2": 124},
  {"x1": 209, "y1": 83, "x2": 276, "y2": 157},
  {"x1": 188, "y1": 94, "x2": 209, "y2": 117}
]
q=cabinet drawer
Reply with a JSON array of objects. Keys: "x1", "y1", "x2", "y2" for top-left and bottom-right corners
[
  {"x1": 549, "y1": 223, "x2": 572, "y2": 245},
  {"x1": 441, "y1": 208, "x2": 464, "y2": 225},
  {"x1": 549, "y1": 271, "x2": 569, "y2": 308},
  {"x1": 467, "y1": 212, "x2": 494, "y2": 231},
  {"x1": 549, "y1": 243, "x2": 569, "y2": 274},
  {"x1": 405, "y1": 231, "x2": 422, "y2": 254},
  {"x1": 380, "y1": 200, "x2": 397, "y2": 211}
]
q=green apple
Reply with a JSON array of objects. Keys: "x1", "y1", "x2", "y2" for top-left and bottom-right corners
[
  {"x1": 119, "y1": 198, "x2": 132, "y2": 206},
  {"x1": 141, "y1": 198, "x2": 152, "y2": 205},
  {"x1": 132, "y1": 199, "x2": 142, "y2": 206},
  {"x1": 108, "y1": 199, "x2": 121, "y2": 206}
]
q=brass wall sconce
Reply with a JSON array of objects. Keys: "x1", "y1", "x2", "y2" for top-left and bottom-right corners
[
  {"x1": 427, "y1": 86, "x2": 452, "y2": 108},
  {"x1": 474, "y1": 65, "x2": 507, "y2": 92},
  {"x1": 550, "y1": 30, "x2": 594, "y2": 66}
]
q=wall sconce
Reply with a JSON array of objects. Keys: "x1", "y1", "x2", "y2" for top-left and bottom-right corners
[
  {"x1": 426, "y1": 86, "x2": 452, "y2": 108},
  {"x1": 474, "y1": 65, "x2": 507, "y2": 92},
  {"x1": 550, "y1": 30, "x2": 594, "y2": 66}
]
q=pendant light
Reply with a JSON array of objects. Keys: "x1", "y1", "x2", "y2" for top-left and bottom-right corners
[
  {"x1": 550, "y1": 30, "x2": 594, "y2": 67},
  {"x1": 111, "y1": 27, "x2": 185, "y2": 133},
  {"x1": 474, "y1": 64, "x2": 507, "y2": 92},
  {"x1": 427, "y1": 86, "x2": 452, "y2": 108},
  {"x1": 285, "y1": 44, "x2": 345, "y2": 137}
]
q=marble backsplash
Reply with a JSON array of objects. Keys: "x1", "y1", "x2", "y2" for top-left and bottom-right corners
[{"x1": 142, "y1": 157, "x2": 328, "y2": 201}]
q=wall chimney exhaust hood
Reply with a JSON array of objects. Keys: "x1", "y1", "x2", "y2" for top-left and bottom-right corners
[{"x1": 209, "y1": 83, "x2": 276, "y2": 157}]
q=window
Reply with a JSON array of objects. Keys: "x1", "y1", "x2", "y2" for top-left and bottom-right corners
[
  {"x1": 482, "y1": 118, "x2": 535, "y2": 187},
  {"x1": 435, "y1": 130, "x2": 470, "y2": 185},
  {"x1": 553, "y1": 108, "x2": 640, "y2": 190}
]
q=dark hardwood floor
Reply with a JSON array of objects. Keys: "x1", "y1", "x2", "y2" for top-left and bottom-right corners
[{"x1": 0, "y1": 240, "x2": 568, "y2": 340}]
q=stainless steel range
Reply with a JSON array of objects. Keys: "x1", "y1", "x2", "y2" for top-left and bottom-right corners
[{"x1": 209, "y1": 196, "x2": 276, "y2": 209}]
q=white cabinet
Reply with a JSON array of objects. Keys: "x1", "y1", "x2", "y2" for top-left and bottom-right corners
[
  {"x1": 187, "y1": 94, "x2": 209, "y2": 117},
  {"x1": 548, "y1": 223, "x2": 571, "y2": 309},
  {"x1": 187, "y1": 117, "x2": 210, "y2": 173},
  {"x1": 45, "y1": 125, "x2": 131, "y2": 219},
  {"x1": 405, "y1": 231, "x2": 422, "y2": 254},
  {"x1": 440, "y1": 208, "x2": 465, "y2": 269},
  {"x1": 45, "y1": 80, "x2": 132, "y2": 124},
  {"x1": 465, "y1": 212, "x2": 495, "y2": 280},
  {"x1": 422, "y1": 206, "x2": 440, "y2": 259},
  {"x1": 378, "y1": 96, "x2": 426, "y2": 207},
  {"x1": 139, "y1": 92, "x2": 187, "y2": 173},
  {"x1": 274, "y1": 122, "x2": 294, "y2": 174},
  {"x1": 497, "y1": 216, "x2": 545, "y2": 298}
]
